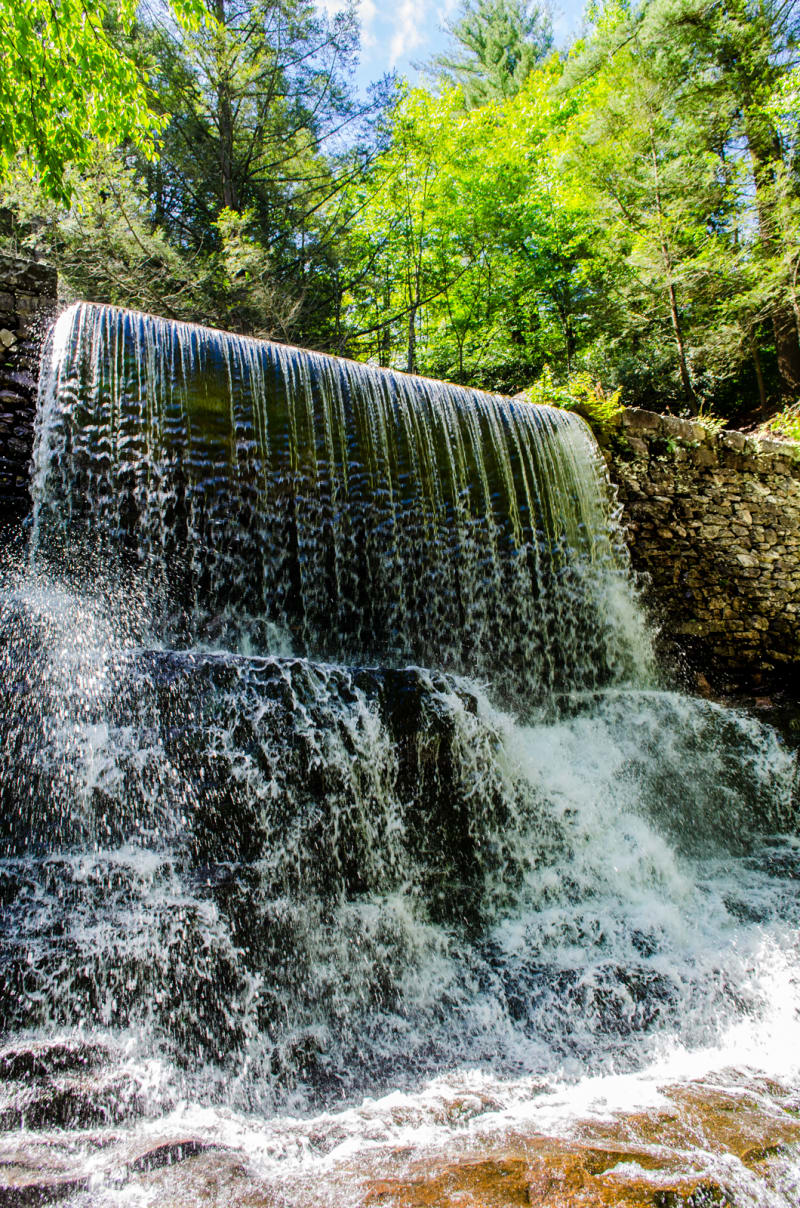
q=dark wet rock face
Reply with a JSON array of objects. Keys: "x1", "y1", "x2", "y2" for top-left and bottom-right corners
[
  {"x1": 0, "y1": 254, "x2": 57, "y2": 532},
  {"x1": 1, "y1": 581, "x2": 798, "y2": 1119},
  {"x1": 0, "y1": 1039, "x2": 144, "y2": 1133},
  {"x1": 0, "y1": 598, "x2": 556, "y2": 1094}
]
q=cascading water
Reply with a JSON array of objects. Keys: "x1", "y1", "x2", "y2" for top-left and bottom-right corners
[
  {"x1": 30, "y1": 303, "x2": 650, "y2": 701},
  {"x1": 0, "y1": 301, "x2": 798, "y2": 1205}
]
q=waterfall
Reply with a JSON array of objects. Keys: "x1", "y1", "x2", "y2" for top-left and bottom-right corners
[
  {"x1": 31, "y1": 302, "x2": 650, "y2": 701},
  {"x1": 0, "y1": 301, "x2": 798, "y2": 1204}
]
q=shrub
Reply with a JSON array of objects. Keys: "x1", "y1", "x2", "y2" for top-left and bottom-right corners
[
  {"x1": 522, "y1": 367, "x2": 624, "y2": 435},
  {"x1": 766, "y1": 404, "x2": 800, "y2": 444}
]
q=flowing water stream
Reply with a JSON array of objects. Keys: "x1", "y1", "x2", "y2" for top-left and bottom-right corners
[{"x1": 0, "y1": 302, "x2": 798, "y2": 1204}]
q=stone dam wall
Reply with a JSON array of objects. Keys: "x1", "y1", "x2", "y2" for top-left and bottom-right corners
[
  {"x1": 0, "y1": 254, "x2": 798, "y2": 688},
  {"x1": 605, "y1": 409, "x2": 800, "y2": 690},
  {"x1": 0, "y1": 254, "x2": 57, "y2": 530}
]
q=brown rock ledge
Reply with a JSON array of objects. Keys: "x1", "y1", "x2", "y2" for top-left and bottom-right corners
[
  {"x1": 356, "y1": 1072, "x2": 800, "y2": 1207},
  {"x1": 1, "y1": 1059, "x2": 799, "y2": 1206}
]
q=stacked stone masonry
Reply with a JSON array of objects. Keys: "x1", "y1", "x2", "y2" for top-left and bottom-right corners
[
  {"x1": 606, "y1": 408, "x2": 800, "y2": 687},
  {"x1": 0, "y1": 254, "x2": 57, "y2": 529}
]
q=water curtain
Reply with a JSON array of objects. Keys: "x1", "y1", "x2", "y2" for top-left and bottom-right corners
[{"x1": 32, "y1": 303, "x2": 647, "y2": 699}]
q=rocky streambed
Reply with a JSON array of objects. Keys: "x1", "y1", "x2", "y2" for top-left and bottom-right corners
[{"x1": 1, "y1": 1039, "x2": 799, "y2": 1207}]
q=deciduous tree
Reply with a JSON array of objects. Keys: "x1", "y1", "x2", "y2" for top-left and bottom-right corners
[{"x1": 0, "y1": 0, "x2": 208, "y2": 200}]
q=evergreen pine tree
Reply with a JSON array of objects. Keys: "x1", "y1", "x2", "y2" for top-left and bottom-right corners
[{"x1": 426, "y1": 0, "x2": 553, "y2": 106}]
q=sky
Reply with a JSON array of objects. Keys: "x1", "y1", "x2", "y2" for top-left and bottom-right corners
[{"x1": 317, "y1": 0, "x2": 590, "y2": 94}]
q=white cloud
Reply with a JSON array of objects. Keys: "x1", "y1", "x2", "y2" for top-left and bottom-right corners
[
  {"x1": 360, "y1": 0, "x2": 378, "y2": 46},
  {"x1": 437, "y1": 0, "x2": 460, "y2": 20},
  {"x1": 389, "y1": 0, "x2": 428, "y2": 66},
  {"x1": 316, "y1": 0, "x2": 467, "y2": 87}
]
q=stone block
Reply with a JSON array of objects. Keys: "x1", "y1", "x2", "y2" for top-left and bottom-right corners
[
  {"x1": 661, "y1": 414, "x2": 700, "y2": 442},
  {"x1": 14, "y1": 291, "x2": 38, "y2": 312},
  {"x1": 622, "y1": 407, "x2": 662, "y2": 436},
  {"x1": 626, "y1": 435, "x2": 649, "y2": 458},
  {"x1": 691, "y1": 445, "x2": 717, "y2": 468},
  {"x1": 758, "y1": 438, "x2": 791, "y2": 459},
  {"x1": 719, "y1": 430, "x2": 748, "y2": 453},
  {"x1": 0, "y1": 257, "x2": 56, "y2": 296}
]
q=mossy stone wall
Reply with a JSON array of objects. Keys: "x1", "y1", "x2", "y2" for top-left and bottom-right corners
[
  {"x1": 0, "y1": 254, "x2": 57, "y2": 530},
  {"x1": 606, "y1": 408, "x2": 800, "y2": 689}
]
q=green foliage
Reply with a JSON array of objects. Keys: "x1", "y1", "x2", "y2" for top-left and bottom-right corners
[
  {"x1": 2, "y1": 0, "x2": 384, "y2": 350},
  {"x1": 563, "y1": 0, "x2": 800, "y2": 407},
  {"x1": 343, "y1": 0, "x2": 800, "y2": 415},
  {"x1": 521, "y1": 367, "x2": 624, "y2": 433},
  {"x1": 0, "y1": 0, "x2": 209, "y2": 202},
  {"x1": 3, "y1": 0, "x2": 800, "y2": 426},
  {"x1": 694, "y1": 404, "x2": 728, "y2": 436},
  {"x1": 766, "y1": 404, "x2": 800, "y2": 443},
  {"x1": 425, "y1": 0, "x2": 553, "y2": 106},
  {"x1": 1, "y1": 154, "x2": 220, "y2": 321},
  {"x1": 137, "y1": 0, "x2": 372, "y2": 346},
  {"x1": 339, "y1": 63, "x2": 599, "y2": 390}
]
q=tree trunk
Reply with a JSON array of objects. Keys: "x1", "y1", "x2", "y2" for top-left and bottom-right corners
[
  {"x1": 407, "y1": 301, "x2": 417, "y2": 375},
  {"x1": 666, "y1": 275, "x2": 696, "y2": 410},
  {"x1": 215, "y1": 0, "x2": 238, "y2": 213},
  {"x1": 746, "y1": 111, "x2": 800, "y2": 393},
  {"x1": 750, "y1": 334, "x2": 767, "y2": 412},
  {"x1": 771, "y1": 306, "x2": 800, "y2": 394},
  {"x1": 380, "y1": 281, "x2": 392, "y2": 367},
  {"x1": 554, "y1": 294, "x2": 574, "y2": 376},
  {"x1": 649, "y1": 132, "x2": 696, "y2": 411},
  {"x1": 151, "y1": 160, "x2": 165, "y2": 228}
]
